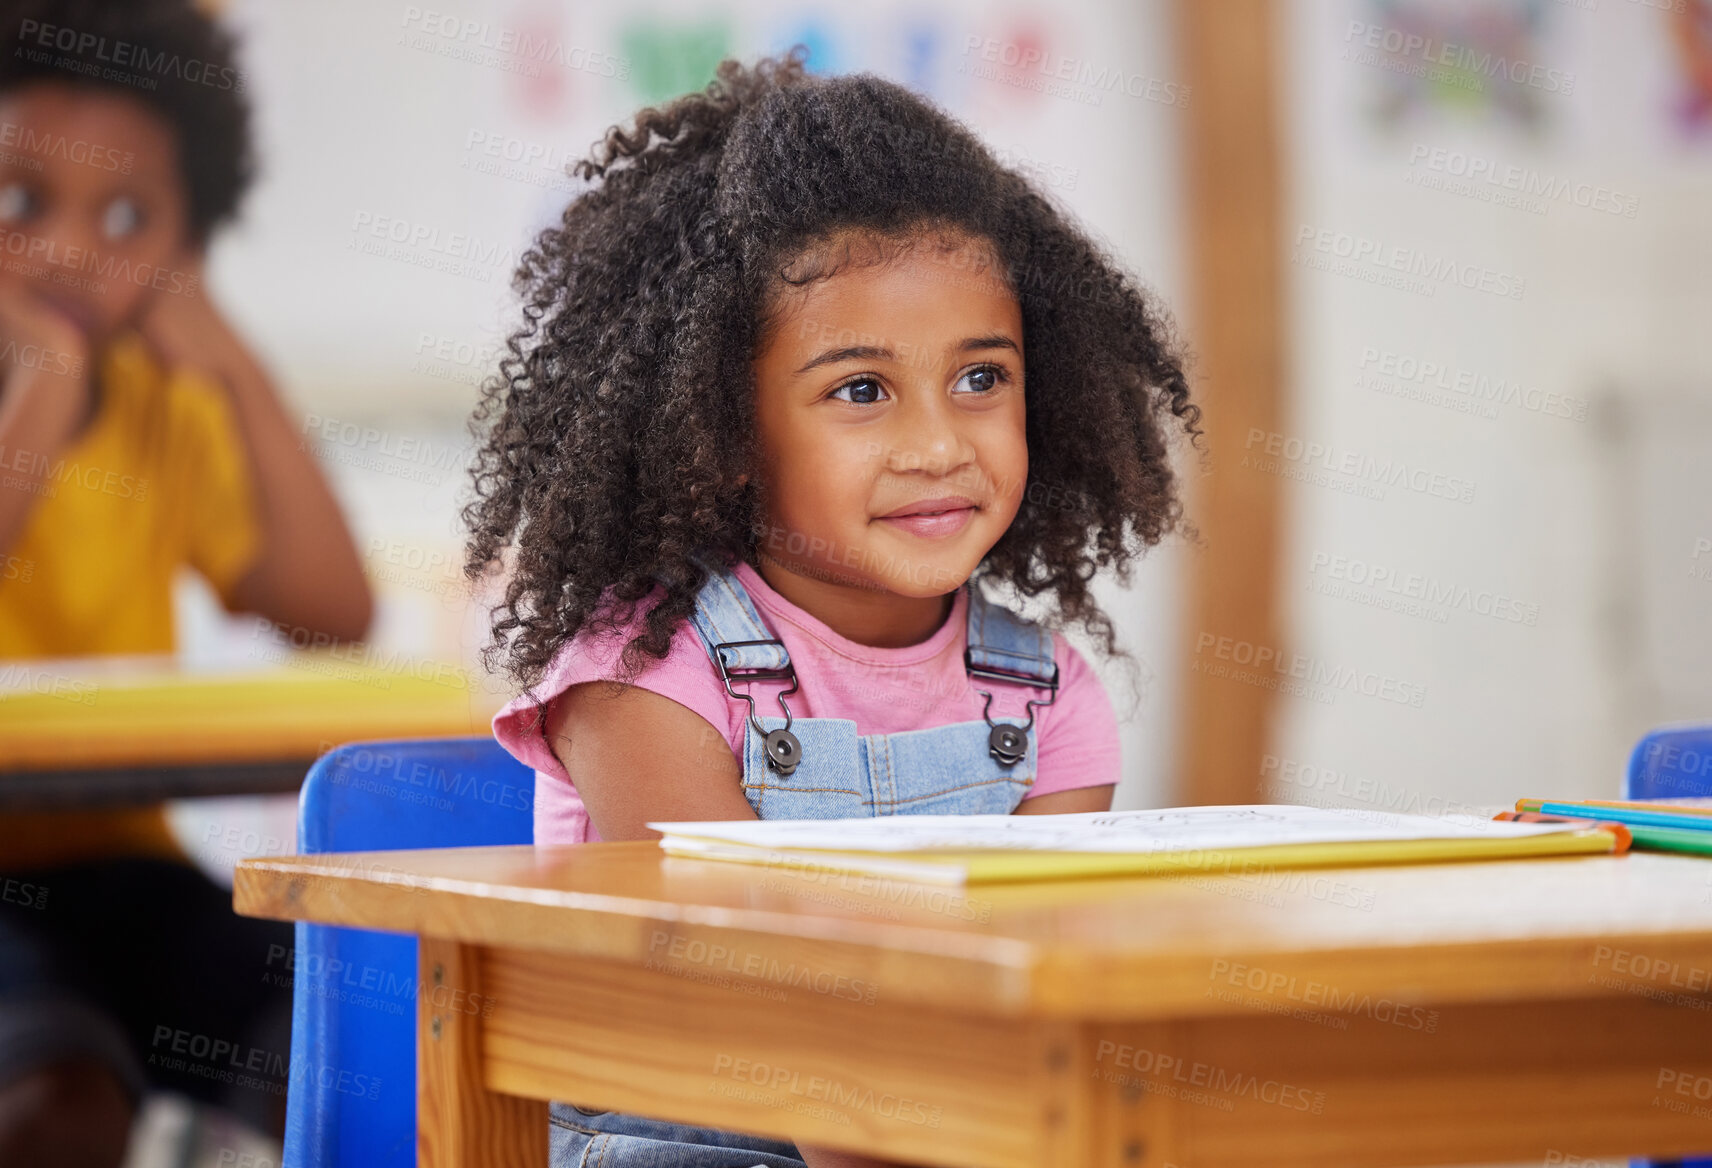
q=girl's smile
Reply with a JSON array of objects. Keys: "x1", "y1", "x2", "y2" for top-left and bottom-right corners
[{"x1": 873, "y1": 494, "x2": 979, "y2": 539}]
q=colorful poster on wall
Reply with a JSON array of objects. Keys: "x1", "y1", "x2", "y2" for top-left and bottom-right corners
[{"x1": 1345, "y1": 0, "x2": 1571, "y2": 134}]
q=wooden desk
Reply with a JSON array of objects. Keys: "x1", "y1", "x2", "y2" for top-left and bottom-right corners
[
  {"x1": 0, "y1": 656, "x2": 503, "y2": 806},
  {"x1": 234, "y1": 844, "x2": 1712, "y2": 1168}
]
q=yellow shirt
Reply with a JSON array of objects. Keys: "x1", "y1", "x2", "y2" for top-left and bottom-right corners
[{"x1": 0, "y1": 331, "x2": 263, "y2": 868}]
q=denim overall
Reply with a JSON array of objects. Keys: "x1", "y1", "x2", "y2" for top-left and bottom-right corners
[{"x1": 548, "y1": 562, "x2": 1058, "y2": 1167}]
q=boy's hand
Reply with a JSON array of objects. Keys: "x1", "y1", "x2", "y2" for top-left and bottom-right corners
[
  {"x1": 127, "y1": 251, "x2": 376, "y2": 643},
  {"x1": 134, "y1": 253, "x2": 243, "y2": 377},
  {"x1": 0, "y1": 282, "x2": 89, "y2": 364},
  {"x1": 0, "y1": 284, "x2": 95, "y2": 448}
]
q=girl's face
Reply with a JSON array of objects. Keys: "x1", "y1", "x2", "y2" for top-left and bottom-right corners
[
  {"x1": 0, "y1": 84, "x2": 190, "y2": 342},
  {"x1": 750, "y1": 228, "x2": 1028, "y2": 601}
]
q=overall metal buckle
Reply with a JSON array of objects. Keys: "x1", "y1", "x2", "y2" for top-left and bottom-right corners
[
  {"x1": 964, "y1": 648, "x2": 1059, "y2": 767},
  {"x1": 712, "y1": 639, "x2": 802, "y2": 776}
]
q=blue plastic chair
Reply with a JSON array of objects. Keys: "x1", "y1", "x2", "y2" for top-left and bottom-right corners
[
  {"x1": 1626, "y1": 724, "x2": 1712, "y2": 1168},
  {"x1": 283, "y1": 737, "x2": 534, "y2": 1168},
  {"x1": 1625, "y1": 724, "x2": 1712, "y2": 802}
]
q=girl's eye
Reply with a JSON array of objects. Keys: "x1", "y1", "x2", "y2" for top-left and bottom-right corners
[
  {"x1": 954, "y1": 365, "x2": 1007, "y2": 395},
  {"x1": 0, "y1": 183, "x2": 37, "y2": 223},
  {"x1": 101, "y1": 196, "x2": 144, "y2": 240},
  {"x1": 830, "y1": 377, "x2": 888, "y2": 405}
]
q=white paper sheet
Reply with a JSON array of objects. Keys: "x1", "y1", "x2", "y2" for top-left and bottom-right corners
[{"x1": 649, "y1": 803, "x2": 1568, "y2": 855}]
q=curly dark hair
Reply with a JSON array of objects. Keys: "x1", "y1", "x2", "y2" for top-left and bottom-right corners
[
  {"x1": 464, "y1": 49, "x2": 1200, "y2": 700},
  {"x1": 0, "y1": 0, "x2": 253, "y2": 242}
]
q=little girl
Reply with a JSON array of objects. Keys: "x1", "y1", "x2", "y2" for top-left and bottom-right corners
[{"x1": 469, "y1": 49, "x2": 1198, "y2": 1168}]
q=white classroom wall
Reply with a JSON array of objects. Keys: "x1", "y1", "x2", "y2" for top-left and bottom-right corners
[{"x1": 1275, "y1": 0, "x2": 1712, "y2": 817}]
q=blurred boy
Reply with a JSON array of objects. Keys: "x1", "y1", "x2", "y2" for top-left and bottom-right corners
[{"x1": 0, "y1": 1, "x2": 372, "y2": 1163}]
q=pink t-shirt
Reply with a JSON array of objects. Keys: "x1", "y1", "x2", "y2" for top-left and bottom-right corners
[{"x1": 491, "y1": 560, "x2": 1121, "y2": 844}]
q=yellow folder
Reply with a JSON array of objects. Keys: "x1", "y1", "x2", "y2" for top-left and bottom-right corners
[{"x1": 661, "y1": 825, "x2": 1622, "y2": 886}]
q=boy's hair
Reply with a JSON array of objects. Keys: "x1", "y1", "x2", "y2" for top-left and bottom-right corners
[
  {"x1": 0, "y1": 0, "x2": 253, "y2": 243},
  {"x1": 465, "y1": 50, "x2": 1200, "y2": 694}
]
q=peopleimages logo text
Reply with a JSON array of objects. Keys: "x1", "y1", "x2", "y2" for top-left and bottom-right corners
[
  {"x1": 1357, "y1": 347, "x2": 1587, "y2": 422},
  {"x1": 0, "y1": 122, "x2": 132, "y2": 172},
  {"x1": 959, "y1": 36, "x2": 1190, "y2": 106},
  {"x1": 399, "y1": 8, "x2": 630, "y2": 79},
  {"x1": 1294, "y1": 224, "x2": 1525, "y2": 301},
  {"x1": 1194, "y1": 632, "x2": 1428, "y2": 708},
  {"x1": 1406, "y1": 145, "x2": 1637, "y2": 219},
  {"x1": 1342, "y1": 20, "x2": 1575, "y2": 95},
  {"x1": 16, "y1": 19, "x2": 245, "y2": 91},
  {"x1": 1242, "y1": 427, "x2": 1476, "y2": 504}
]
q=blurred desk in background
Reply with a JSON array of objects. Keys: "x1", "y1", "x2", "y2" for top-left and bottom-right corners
[{"x1": 0, "y1": 655, "x2": 504, "y2": 808}]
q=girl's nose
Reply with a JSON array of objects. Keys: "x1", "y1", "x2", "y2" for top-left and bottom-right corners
[{"x1": 884, "y1": 390, "x2": 979, "y2": 479}]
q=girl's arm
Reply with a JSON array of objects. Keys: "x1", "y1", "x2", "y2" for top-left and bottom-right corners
[
  {"x1": 545, "y1": 684, "x2": 934, "y2": 1168},
  {"x1": 137, "y1": 272, "x2": 372, "y2": 643},
  {"x1": 1014, "y1": 785, "x2": 1116, "y2": 814},
  {"x1": 544, "y1": 681, "x2": 757, "y2": 840}
]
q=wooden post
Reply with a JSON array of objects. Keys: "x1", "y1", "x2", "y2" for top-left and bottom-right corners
[
  {"x1": 418, "y1": 938, "x2": 548, "y2": 1168},
  {"x1": 1173, "y1": 0, "x2": 1287, "y2": 806}
]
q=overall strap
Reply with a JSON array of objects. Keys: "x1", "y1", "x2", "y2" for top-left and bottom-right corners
[
  {"x1": 963, "y1": 582, "x2": 1058, "y2": 689},
  {"x1": 684, "y1": 554, "x2": 790, "y2": 672},
  {"x1": 684, "y1": 554, "x2": 804, "y2": 775},
  {"x1": 685, "y1": 559, "x2": 1055, "y2": 689}
]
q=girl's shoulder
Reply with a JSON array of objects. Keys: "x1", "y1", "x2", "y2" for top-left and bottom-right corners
[
  {"x1": 1029, "y1": 626, "x2": 1124, "y2": 797},
  {"x1": 491, "y1": 582, "x2": 733, "y2": 776},
  {"x1": 531, "y1": 581, "x2": 728, "y2": 702}
]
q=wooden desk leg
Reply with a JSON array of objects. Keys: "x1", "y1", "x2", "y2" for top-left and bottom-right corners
[
  {"x1": 1078, "y1": 1022, "x2": 1182, "y2": 1168},
  {"x1": 419, "y1": 938, "x2": 548, "y2": 1168}
]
